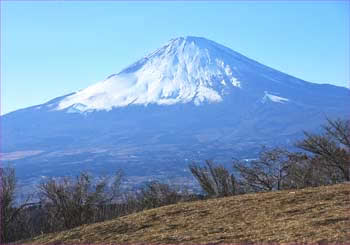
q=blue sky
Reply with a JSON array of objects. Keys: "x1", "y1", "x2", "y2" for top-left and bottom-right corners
[{"x1": 1, "y1": 1, "x2": 349, "y2": 115}]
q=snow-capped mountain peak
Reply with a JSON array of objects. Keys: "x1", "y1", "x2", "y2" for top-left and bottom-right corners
[
  {"x1": 3, "y1": 36, "x2": 349, "y2": 186},
  {"x1": 56, "y1": 36, "x2": 249, "y2": 112}
]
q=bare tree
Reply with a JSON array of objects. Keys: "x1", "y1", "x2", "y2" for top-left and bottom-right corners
[
  {"x1": 189, "y1": 160, "x2": 236, "y2": 197},
  {"x1": 233, "y1": 148, "x2": 292, "y2": 192},
  {"x1": 38, "y1": 170, "x2": 123, "y2": 229},
  {"x1": 324, "y1": 118, "x2": 350, "y2": 148},
  {"x1": 296, "y1": 118, "x2": 350, "y2": 181},
  {"x1": 0, "y1": 167, "x2": 36, "y2": 243},
  {"x1": 0, "y1": 168, "x2": 196, "y2": 243},
  {"x1": 136, "y1": 181, "x2": 184, "y2": 209},
  {"x1": 283, "y1": 154, "x2": 342, "y2": 189}
]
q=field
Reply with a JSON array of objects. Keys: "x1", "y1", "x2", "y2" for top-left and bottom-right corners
[{"x1": 25, "y1": 183, "x2": 350, "y2": 244}]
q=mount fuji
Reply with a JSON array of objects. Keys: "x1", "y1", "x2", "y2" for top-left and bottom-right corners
[{"x1": 2, "y1": 36, "x2": 349, "y2": 187}]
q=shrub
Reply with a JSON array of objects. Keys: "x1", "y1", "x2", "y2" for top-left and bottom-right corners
[
  {"x1": 0, "y1": 167, "x2": 36, "y2": 243},
  {"x1": 296, "y1": 118, "x2": 350, "y2": 182},
  {"x1": 38, "y1": 170, "x2": 123, "y2": 229},
  {"x1": 189, "y1": 160, "x2": 236, "y2": 197}
]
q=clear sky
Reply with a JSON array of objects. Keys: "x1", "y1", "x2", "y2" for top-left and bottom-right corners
[{"x1": 1, "y1": 1, "x2": 349, "y2": 115}]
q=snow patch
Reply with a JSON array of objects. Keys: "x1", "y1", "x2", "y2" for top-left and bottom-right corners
[
  {"x1": 262, "y1": 91, "x2": 289, "y2": 104},
  {"x1": 231, "y1": 77, "x2": 241, "y2": 87}
]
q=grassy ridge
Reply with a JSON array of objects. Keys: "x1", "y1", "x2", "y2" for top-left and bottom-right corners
[{"x1": 26, "y1": 183, "x2": 350, "y2": 244}]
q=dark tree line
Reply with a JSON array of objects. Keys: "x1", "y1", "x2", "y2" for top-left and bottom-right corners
[
  {"x1": 0, "y1": 169, "x2": 198, "y2": 243},
  {"x1": 190, "y1": 118, "x2": 350, "y2": 197}
]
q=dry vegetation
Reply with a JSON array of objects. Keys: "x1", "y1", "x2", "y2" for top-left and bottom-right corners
[
  {"x1": 26, "y1": 183, "x2": 350, "y2": 244},
  {"x1": 3, "y1": 118, "x2": 349, "y2": 243}
]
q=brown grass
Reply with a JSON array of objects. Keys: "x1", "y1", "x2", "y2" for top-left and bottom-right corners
[{"x1": 25, "y1": 183, "x2": 350, "y2": 244}]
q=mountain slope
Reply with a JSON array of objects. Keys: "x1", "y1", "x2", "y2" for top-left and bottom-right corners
[
  {"x1": 1, "y1": 36, "x2": 349, "y2": 187},
  {"x1": 24, "y1": 36, "x2": 350, "y2": 113},
  {"x1": 25, "y1": 183, "x2": 350, "y2": 244}
]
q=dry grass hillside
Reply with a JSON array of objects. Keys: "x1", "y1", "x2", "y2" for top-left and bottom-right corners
[{"x1": 26, "y1": 183, "x2": 350, "y2": 244}]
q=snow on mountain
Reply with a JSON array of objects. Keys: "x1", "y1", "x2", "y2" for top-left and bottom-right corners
[
  {"x1": 56, "y1": 37, "x2": 256, "y2": 112},
  {"x1": 2, "y1": 36, "x2": 349, "y2": 189},
  {"x1": 262, "y1": 91, "x2": 289, "y2": 103}
]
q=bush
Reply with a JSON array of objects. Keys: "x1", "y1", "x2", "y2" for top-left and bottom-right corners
[
  {"x1": 136, "y1": 181, "x2": 185, "y2": 209},
  {"x1": 189, "y1": 160, "x2": 237, "y2": 198},
  {"x1": 38, "y1": 170, "x2": 123, "y2": 229},
  {"x1": 0, "y1": 167, "x2": 198, "y2": 243},
  {"x1": 232, "y1": 148, "x2": 293, "y2": 192},
  {"x1": 0, "y1": 167, "x2": 36, "y2": 243},
  {"x1": 232, "y1": 145, "x2": 346, "y2": 193},
  {"x1": 283, "y1": 154, "x2": 343, "y2": 189},
  {"x1": 296, "y1": 118, "x2": 350, "y2": 182}
]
